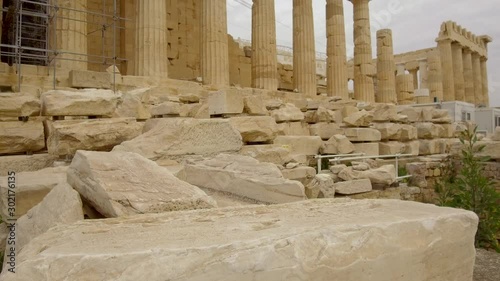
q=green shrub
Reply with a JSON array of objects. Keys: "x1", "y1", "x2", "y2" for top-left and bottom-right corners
[{"x1": 435, "y1": 126, "x2": 500, "y2": 251}]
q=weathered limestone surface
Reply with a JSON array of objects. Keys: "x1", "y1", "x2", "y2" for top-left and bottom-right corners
[
  {"x1": 321, "y1": 134, "x2": 355, "y2": 154},
  {"x1": 0, "y1": 121, "x2": 45, "y2": 155},
  {"x1": 134, "y1": 0, "x2": 168, "y2": 77},
  {"x1": 46, "y1": 118, "x2": 143, "y2": 156},
  {"x1": 344, "y1": 128, "x2": 382, "y2": 142},
  {"x1": 252, "y1": 0, "x2": 278, "y2": 90},
  {"x1": 0, "y1": 154, "x2": 57, "y2": 176},
  {"x1": 427, "y1": 50, "x2": 444, "y2": 102},
  {"x1": 281, "y1": 166, "x2": 316, "y2": 185},
  {"x1": 376, "y1": 29, "x2": 397, "y2": 103},
  {"x1": 277, "y1": 122, "x2": 310, "y2": 136},
  {"x1": 305, "y1": 174, "x2": 335, "y2": 198},
  {"x1": 343, "y1": 110, "x2": 373, "y2": 127},
  {"x1": 16, "y1": 182, "x2": 83, "y2": 251},
  {"x1": 274, "y1": 136, "x2": 323, "y2": 155},
  {"x1": 326, "y1": 0, "x2": 348, "y2": 98},
  {"x1": 202, "y1": 0, "x2": 229, "y2": 86},
  {"x1": 177, "y1": 154, "x2": 306, "y2": 203},
  {"x1": 208, "y1": 90, "x2": 244, "y2": 115},
  {"x1": 239, "y1": 145, "x2": 292, "y2": 165},
  {"x1": 310, "y1": 122, "x2": 340, "y2": 140},
  {"x1": 243, "y1": 96, "x2": 268, "y2": 115},
  {"x1": 4, "y1": 199, "x2": 478, "y2": 281},
  {"x1": 67, "y1": 151, "x2": 217, "y2": 218},
  {"x1": 471, "y1": 53, "x2": 483, "y2": 106},
  {"x1": 114, "y1": 118, "x2": 243, "y2": 160},
  {"x1": 339, "y1": 165, "x2": 396, "y2": 185},
  {"x1": 334, "y1": 179, "x2": 372, "y2": 195},
  {"x1": 0, "y1": 167, "x2": 67, "y2": 219},
  {"x1": 480, "y1": 58, "x2": 489, "y2": 107},
  {"x1": 271, "y1": 103, "x2": 305, "y2": 122},
  {"x1": 55, "y1": 0, "x2": 87, "y2": 70},
  {"x1": 113, "y1": 90, "x2": 152, "y2": 119},
  {"x1": 293, "y1": 0, "x2": 317, "y2": 97},
  {"x1": 396, "y1": 74, "x2": 415, "y2": 105},
  {"x1": 41, "y1": 89, "x2": 119, "y2": 116},
  {"x1": 69, "y1": 70, "x2": 112, "y2": 89},
  {"x1": 462, "y1": 49, "x2": 475, "y2": 104},
  {"x1": 0, "y1": 93, "x2": 40, "y2": 117},
  {"x1": 229, "y1": 116, "x2": 279, "y2": 143}
]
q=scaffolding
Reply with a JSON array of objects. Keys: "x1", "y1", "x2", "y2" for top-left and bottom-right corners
[{"x1": 0, "y1": 0, "x2": 128, "y2": 92}]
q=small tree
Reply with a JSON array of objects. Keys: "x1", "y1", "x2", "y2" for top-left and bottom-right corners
[{"x1": 436, "y1": 126, "x2": 500, "y2": 251}]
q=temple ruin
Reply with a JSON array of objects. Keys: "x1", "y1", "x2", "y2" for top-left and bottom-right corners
[{"x1": 0, "y1": 0, "x2": 498, "y2": 280}]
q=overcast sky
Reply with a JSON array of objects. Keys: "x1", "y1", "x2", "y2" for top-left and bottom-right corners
[{"x1": 227, "y1": 0, "x2": 499, "y2": 107}]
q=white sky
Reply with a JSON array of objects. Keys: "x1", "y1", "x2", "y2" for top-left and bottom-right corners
[{"x1": 227, "y1": 0, "x2": 500, "y2": 107}]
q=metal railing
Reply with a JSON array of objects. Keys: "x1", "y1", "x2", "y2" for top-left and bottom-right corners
[{"x1": 315, "y1": 153, "x2": 415, "y2": 181}]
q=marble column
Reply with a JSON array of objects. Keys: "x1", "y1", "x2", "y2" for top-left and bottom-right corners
[
  {"x1": 202, "y1": 0, "x2": 230, "y2": 86},
  {"x1": 417, "y1": 59, "x2": 431, "y2": 103},
  {"x1": 326, "y1": 0, "x2": 348, "y2": 98},
  {"x1": 134, "y1": 0, "x2": 168, "y2": 77},
  {"x1": 451, "y1": 42, "x2": 465, "y2": 101},
  {"x1": 55, "y1": 0, "x2": 88, "y2": 70},
  {"x1": 252, "y1": 0, "x2": 278, "y2": 90},
  {"x1": 396, "y1": 74, "x2": 415, "y2": 105},
  {"x1": 427, "y1": 49, "x2": 444, "y2": 102},
  {"x1": 462, "y1": 48, "x2": 475, "y2": 104},
  {"x1": 471, "y1": 53, "x2": 482, "y2": 106},
  {"x1": 350, "y1": 0, "x2": 375, "y2": 102},
  {"x1": 480, "y1": 57, "x2": 489, "y2": 107},
  {"x1": 396, "y1": 64, "x2": 405, "y2": 75},
  {"x1": 437, "y1": 39, "x2": 455, "y2": 101},
  {"x1": 293, "y1": 0, "x2": 317, "y2": 97},
  {"x1": 375, "y1": 29, "x2": 397, "y2": 104}
]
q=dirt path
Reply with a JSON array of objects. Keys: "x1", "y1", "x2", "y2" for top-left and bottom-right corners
[{"x1": 474, "y1": 249, "x2": 500, "y2": 281}]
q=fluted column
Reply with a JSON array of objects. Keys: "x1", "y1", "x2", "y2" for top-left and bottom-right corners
[
  {"x1": 134, "y1": 0, "x2": 168, "y2": 77},
  {"x1": 326, "y1": 0, "x2": 348, "y2": 98},
  {"x1": 252, "y1": 0, "x2": 278, "y2": 90},
  {"x1": 451, "y1": 43, "x2": 465, "y2": 101},
  {"x1": 293, "y1": 0, "x2": 317, "y2": 97},
  {"x1": 437, "y1": 39, "x2": 455, "y2": 101},
  {"x1": 350, "y1": 0, "x2": 375, "y2": 102},
  {"x1": 480, "y1": 57, "x2": 489, "y2": 107},
  {"x1": 471, "y1": 53, "x2": 483, "y2": 106},
  {"x1": 202, "y1": 0, "x2": 230, "y2": 86},
  {"x1": 55, "y1": 0, "x2": 88, "y2": 70},
  {"x1": 462, "y1": 48, "x2": 474, "y2": 104},
  {"x1": 396, "y1": 74, "x2": 415, "y2": 105},
  {"x1": 375, "y1": 29, "x2": 396, "y2": 103},
  {"x1": 417, "y1": 59, "x2": 431, "y2": 103},
  {"x1": 427, "y1": 50, "x2": 444, "y2": 102}
]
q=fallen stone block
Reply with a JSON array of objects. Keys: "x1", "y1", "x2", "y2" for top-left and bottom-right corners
[
  {"x1": 208, "y1": 89, "x2": 244, "y2": 115},
  {"x1": 69, "y1": 70, "x2": 112, "y2": 89},
  {"x1": 46, "y1": 118, "x2": 143, "y2": 156},
  {"x1": 353, "y1": 142, "x2": 379, "y2": 156},
  {"x1": 416, "y1": 123, "x2": 444, "y2": 139},
  {"x1": 304, "y1": 107, "x2": 336, "y2": 123},
  {"x1": 477, "y1": 141, "x2": 500, "y2": 160},
  {"x1": 0, "y1": 167, "x2": 67, "y2": 219},
  {"x1": 150, "y1": 102, "x2": 181, "y2": 116},
  {"x1": 404, "y1": 140, "x2": 421, "y2": 156},
  {"x1": 243, "y1": 96, "x2": 268, "y2": 115},
  {"x1": 321, "y1": 134, "x2": 355, "y2": 155},
  {"x1": 178, "y1": 93, "x2": 200, "y2": 104},
  {"x1": 0, "y1": 93, "x2": 40, "y2": 117},
  {"x1": 16, "y1": 182, "x2": 84, "y2": 251},
  {"x1": 399, "y1": 124, "x2": 418, "y2": 141},
  {"x1": 67, "y1": 151, "x2": 217, "y2": 218},
  {"x1": 274, "y1": 136, "x2": 323, "y2": 155},
  {"x1": 0, "y1": 121, "x2": 45, "y2": 155},
  {"x1": 344, "y1": 128, "x2": 382, "y2": 142},
  {"x1": 41, "y1": 89, "x2": 119, "y2": 117},
  {"x1": 270, "y1": 103, "x2": 304, "y2": 122},
  {"x1": 305, "y1": 174, "x2": 335, "y2": 198},
  {"x1": 373, "y1": 123, "x2": 402, "y2": 140},
  {"x1": 229, "y1": 116, "x2": 280, "y2": 143},
  {"x1": 339, "y1": 165, "x2": 396, "y2": 185},
  {"x1": 113, "y1": 118, "x2": 242, "y2": 160},
  {"x1": 310, "y1": 122, "x2": 341, "y2": 140},
  {"x1": 113, "y1": 90, "x2": 151, "y2": 119},
  {"x1": 4, "y1": 199, "x2": 478, "y2": 281},
  {"x1": 379, "y1": 141, "x2": 405, "y2": 155},
  {"x1": 343, "y1": 110, "x2": 373, "y2": 127},
  {"x1": 177, "y1": 154, "x2": 306, "y2": 204},
  {"x1": 334, "y1": 179, "x2": 372, "y2": 195},
  {"x1": 281, "y1": 166, "x2": 316, "y2": 185},
  {"x1": 277, "y1": 121, "x2": 310, "y2": 136},
  {"x1": 239, "y1": 145, "x2": 292, "y2": 165},
  {"x1": 372, "y1": 104, "x2": 398, "y2": 122}
]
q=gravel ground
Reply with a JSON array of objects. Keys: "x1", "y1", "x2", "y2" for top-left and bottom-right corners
[{"x1": 474, "y1": 248, "x2": 500, "y2": 281}]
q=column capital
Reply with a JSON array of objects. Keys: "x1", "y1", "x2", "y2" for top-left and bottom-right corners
[
  {"x1": 462, "y1": 47, "x2": 472, "y2": 54},
  {"x1": 436, "y1": 37, "x2": 453, "y2": 44}
]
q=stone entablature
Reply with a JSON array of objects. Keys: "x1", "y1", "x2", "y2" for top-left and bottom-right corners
[{"x1": 436, "y1": 21, "x2": 489, "y2": 59}]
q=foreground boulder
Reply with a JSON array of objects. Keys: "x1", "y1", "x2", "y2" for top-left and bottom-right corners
[
  {"x1": 3, "y1": 199, "x2": 478, "y2": 281},
  {"x1": 229, "y1": 116, "x2": 280, "y2": 143},
  {"x1": 16, "y1": 182, "x2": 83, "y2": 251},
  {"x1": 0, "y1": 167, "x2": 67, "y2": 219},
  {"x1": 113, "y1": 118, "x2": 242, "y2": 160},
  {"x1": 45, "y1": 118, "x2": 143, "y2": 156},
  {"x1": 67, "y1": 151, "x2": 217, "y2": 218},
  {"x1": 177, "y1": 154, "x2": 306, "y2": 203}
]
